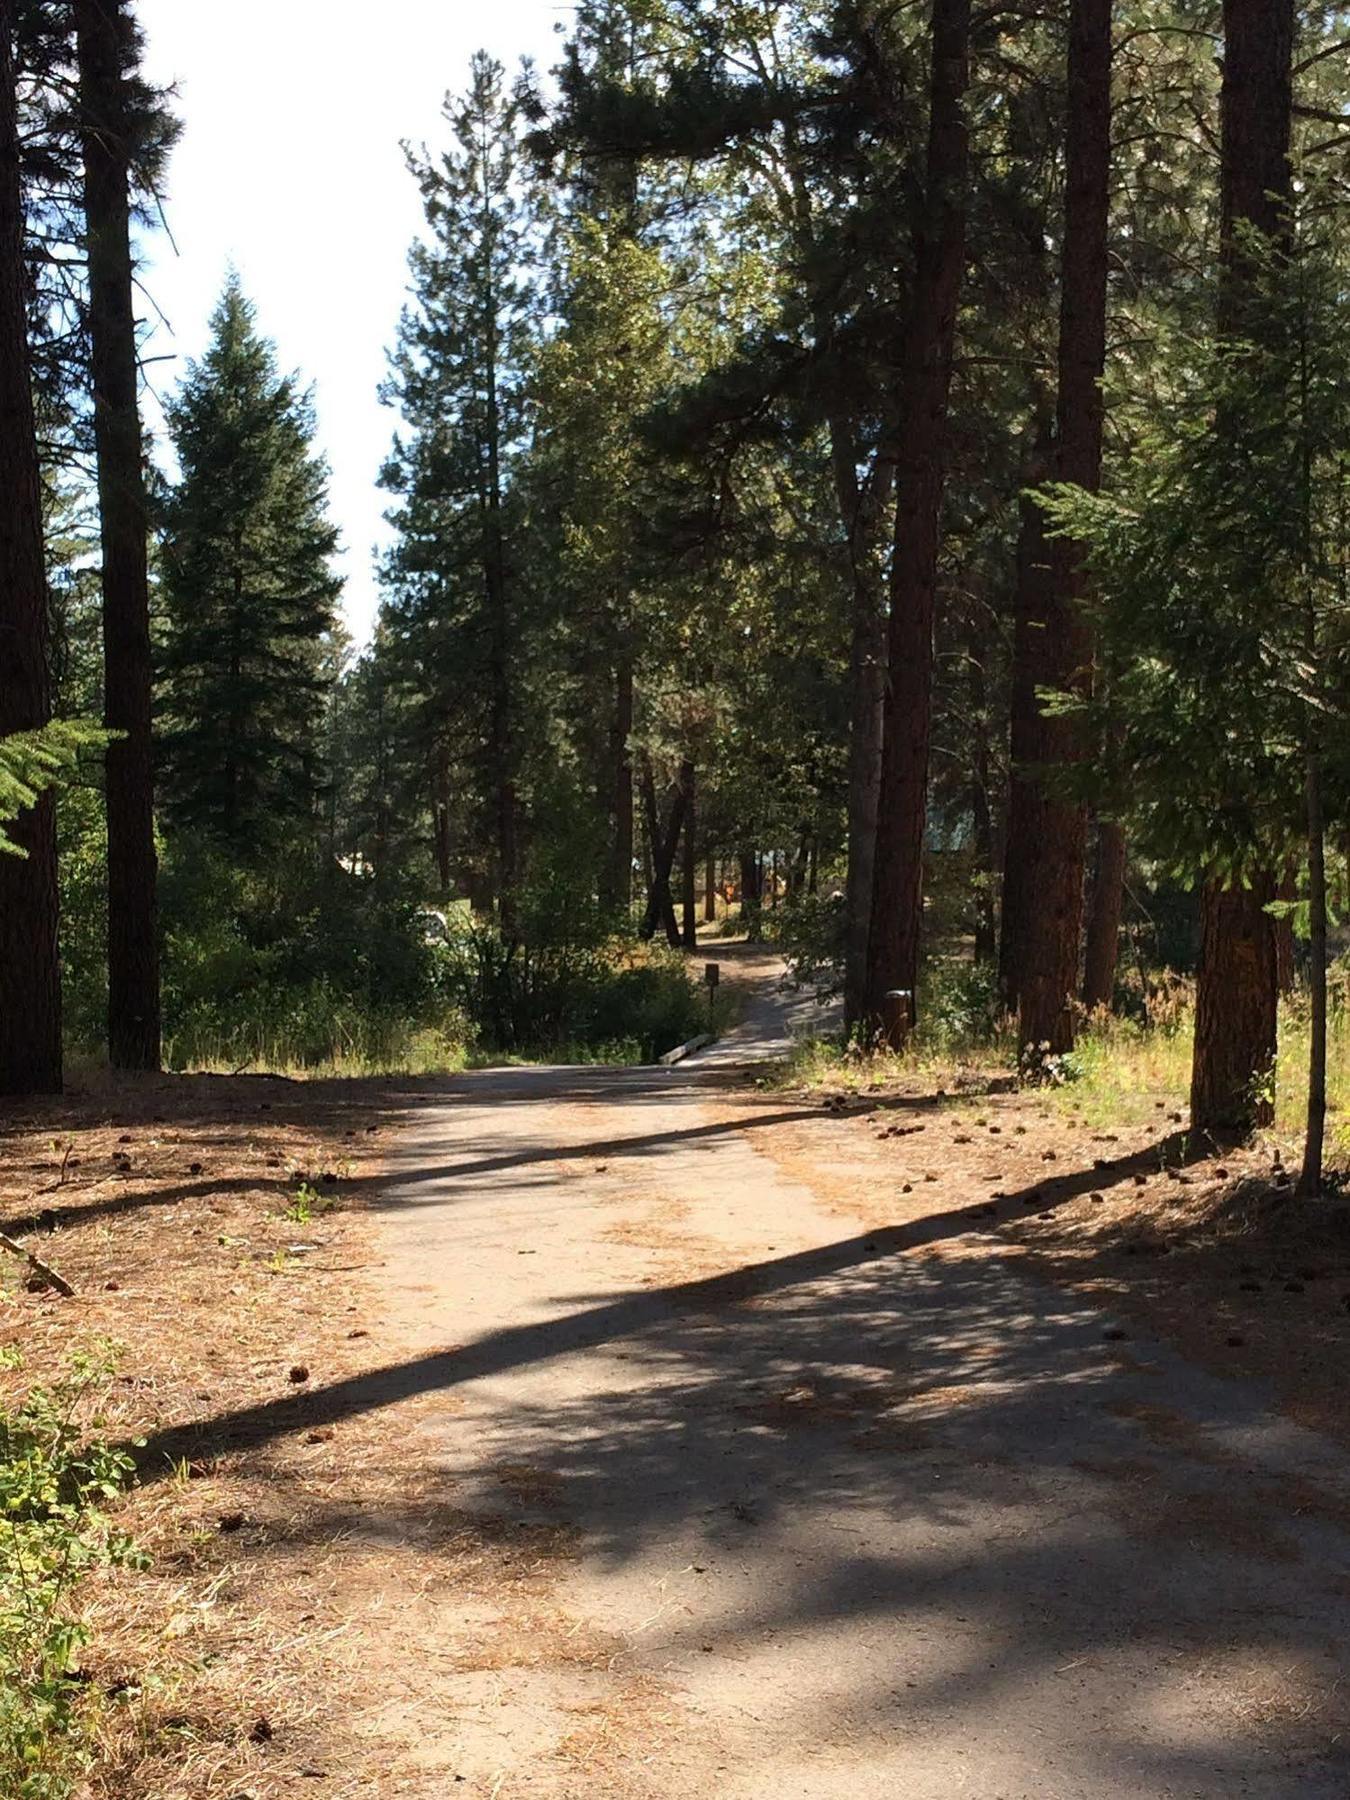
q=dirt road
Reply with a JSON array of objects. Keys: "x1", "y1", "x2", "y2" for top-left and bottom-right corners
[{"x1": 355, "y1": 947, "x2": 1350, "y2": 1797}]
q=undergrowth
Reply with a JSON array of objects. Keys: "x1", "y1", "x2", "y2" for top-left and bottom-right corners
[
  {"x1": 161, "y1": 936, "x2": 718, "y2": 1075},
  {"x1": 780, "y1": 960, "x2": 1350, "y2": 1158},
  {"x1": 0, "y1": 1345, "x2": 144, "y2": 1800}
]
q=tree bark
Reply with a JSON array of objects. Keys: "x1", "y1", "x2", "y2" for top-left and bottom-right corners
[
  {"x1": 864, "y1": 0, "x2": 972, "y2": 1045},
  {"x1": 1219, "y1": 0, "x2": 1294, "y2": 316},
  {"x1": 998, "y1": 468, "x2": 1052, "y2": 1015},
  {"x1": 601, "y1": 650, "x2": 633, "y2": 917},
  {"x1": 704, "y1": 852, "x2": 717, "y2": 924},
  {"x1": 76, "y1": 0, "x2": 161, "y2": 1071},
  {"x1": 839, "y1": 452, "x2": 893, "y2": 1037},
  {"x1": 739, "y1": 851, "x2": 762, "y2": 942},
  {"x1": 639, "y1": 758, "x2": 685, "y2": 947},
  {"x1": 1191, "y1": 875, "x2": 1278, "y2": 1133},
  {"x1": 1014, "y1": 0, "x2": 1110, "y2": 1057},
  {"x1": 1082, "y1": 818, "x2": 1126, "y2": 1011},
  {"x1": 0, "y1": 8, "x2": 62, "y2": 1094},
  {"x1": 1298, "y1": 757, "x2": 1325, "y2": 1196},
  {"x1": 1190, "y1": 0, "x2": 1294, "y2": 1130},
  {"x1": 680, "y1": 759, "x2": 697, "y2": 950},
  {"x1": 968, "y1": 618, "x2": 997, "y2": 966}
]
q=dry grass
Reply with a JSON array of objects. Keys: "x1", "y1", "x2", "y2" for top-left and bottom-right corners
[{"x1": 781, "y1": 975, "x2": 1350, "y2": 1154}]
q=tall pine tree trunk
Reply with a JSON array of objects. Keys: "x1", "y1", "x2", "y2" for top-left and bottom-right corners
[
  {"x1": 1191, "y1": 0, "x2": 1293, "y2": 1135},
  {"x1": 1082, "y1": 818, "x2": 1126, "y2": 1011},
  {"x1": 865, "y1": 0, "x2": 971, "y2": 1044},
  {"x1": 680, "y1": 759, "x2": 697, "y2": 951},
  {"x1": 0, "y1": 8, "x2": 61, "y2": 1094},
  {"x1": 704, "y1": 852, "x2": 717, "y2": 924},
  {"x1": 604, "y1": 650, "x2": 634, "y2": 917},
  {"x1": 998, "y1": 459, "x2": 1052, "y2": 1014},
  {"x1": 77, "y1": 0, "x2": 160, "y2": 1071},
  {"x1": 639, "y1": 758, "x2": 685, "y2": 947},
  {"x1": 837, "y1": 435, "x2": 894, "y2": 1037},
  {"x1": 1191, "y1": 875, "x2": 1277, "y2": 1132},
  {"x1": 964, "y1": 618, "x2": 997, "y2": 964},
  {"x1": 1014, "y1": 0, "x2": 1110, "y2": 1057},
  {"x1": 739, "y1": 851, "x2": 762, "y2": 942}
]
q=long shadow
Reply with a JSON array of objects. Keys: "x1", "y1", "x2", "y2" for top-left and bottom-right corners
[
  {"x1": 0, "y1": 1173, "x2": 294, "y2": 1240},
  {"x1": 132, "y1": 1124, "x2": 1208, "y2": 1475},
  {"x1": 175, "y1": 1151, "x2": 1350, "y2": 1797},
  {"x1": 0, "y1": 1100, "x2": 827, "y2": 1236},
  {"x1": 3, "y1": 1085, "x2": 952, "y2": 1236}
]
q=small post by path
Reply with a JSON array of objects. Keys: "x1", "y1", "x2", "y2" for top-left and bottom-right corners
[{"x1": 705, "y1": 961, "x2": 720, "y2": 1036}]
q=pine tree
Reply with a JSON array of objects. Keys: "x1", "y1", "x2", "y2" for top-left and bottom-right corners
[
  {"x1": 1191, "y1": 0, "x2": 1294, "y2": 1135},
  {"x1": 864, "y1": 0, "x2": 973, "y2": 1044},
  {"x1": 380, "y1": 51, "x2": 539, "y2": 935},
  {"x1": 1008, "y1": 0, "x2": 1112, "y2": 1059},
  {"x1": 1039, "y1": 150, "x2": 1350, "y2": 1183},
  {"x1": 530, "y1": 208, "x2": 674, "y2": 920},
  {"x1": 0, "y1": 0, "x2": 62, "y2": 1093},
  {"x1": 76, "y1": 0, "x2": 163, "y2": 1069},
  {"x1": 158, "y1": 276, "x2": 342, "y2": 858}
]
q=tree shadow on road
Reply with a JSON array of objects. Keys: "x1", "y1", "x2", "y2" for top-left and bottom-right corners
[{"x1": 130, "y1": 1112, "x2": 1350, "y2": 1795}]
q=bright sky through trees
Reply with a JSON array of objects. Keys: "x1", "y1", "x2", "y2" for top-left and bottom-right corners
[{"x1": 136, "y1": 0, "x2": 562, "y2": 641}]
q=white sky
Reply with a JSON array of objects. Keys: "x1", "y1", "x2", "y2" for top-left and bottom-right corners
[{"x1": 136, "y1": 0, "x2": 565, "y2": 645}]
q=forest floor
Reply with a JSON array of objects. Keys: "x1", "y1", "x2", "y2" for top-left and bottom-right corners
[{"x1": 4, "y1": 947, "x2": 1350, "y2": 1796}]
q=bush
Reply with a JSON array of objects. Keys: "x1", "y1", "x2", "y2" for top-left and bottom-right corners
[
  {"x1": 432, "y1": 920, "x2": 707, "y2": 1062},
  {"x1": 156, "y1": 837, "x2": 466, "y2": 1071},
  {"x1": 0, "y1": 1346, "x2": 144, "y2": 1800},
  {"x1": 916, "y1": 956, "x2": 1005, "y2": 1055},
  {"x1": 766, "y1": 891, "x2": 845, "y2": 997},
  {"x1": 63, "y1": 808, "x2": 711, "y2": 1071}
]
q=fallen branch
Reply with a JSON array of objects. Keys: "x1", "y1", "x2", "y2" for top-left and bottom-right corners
[{"x1": 0, "y1": 1229, "x2": 76, "y2": 1296}]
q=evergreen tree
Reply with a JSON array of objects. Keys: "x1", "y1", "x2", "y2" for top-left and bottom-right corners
[
  {"x1": 0, "y1": 0, "x2": 62, "y2": 1093},
  {"x1": 863, "y1": 0, "x2": 974, "y2": 1043},
  {"x1": 1006, "y1": 0, "x2": 1112, "y2": 1059},
  {"x1": 380, "y1": 51, "x2": 541, "y2": 935},
  {"x1": 76, "y1": 0, "x2": 165, "y2": 1070},
  {"x1": 158, "y1": 276, "x2": 342, "y2": 858}
]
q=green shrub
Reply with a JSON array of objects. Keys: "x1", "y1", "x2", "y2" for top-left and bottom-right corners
[
  {"x1": 766, "y1": 891, "x2": 846, "y2": 996},
  {"x1": 56, "y1": 784, "x2": 111, "y2": 1053},
  {"x1": 0, "y1": 1346, "x2": 145, "y2": 1800},
  {"x1": 432, "y1": 920, "x2": 707, "y2": 1062}
]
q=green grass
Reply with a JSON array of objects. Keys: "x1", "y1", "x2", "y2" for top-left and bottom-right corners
[
  {"x1": 0, "y1": 1346, "x2": 145, "y2": 1800},
  {"x1": 159, "y1": 957, "x2": 741, "y2": 1079},
  {"x1": 165, "y1": 1019, "x2": 472, "y2": 1079}
]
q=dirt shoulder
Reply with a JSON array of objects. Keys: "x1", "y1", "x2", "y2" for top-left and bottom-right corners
[{"x1": 0, "y1": 1071, "x2": 436, "y2": 1798}]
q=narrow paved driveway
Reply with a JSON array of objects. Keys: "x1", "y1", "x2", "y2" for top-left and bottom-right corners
[{"x1": 364, "y1": 948, "x2": 1350, "y2": 1797}]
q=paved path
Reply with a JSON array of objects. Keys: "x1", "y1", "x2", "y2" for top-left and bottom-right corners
[{"x1": 367, "y1": 950, "x2": 1350, "y2": 1797}]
